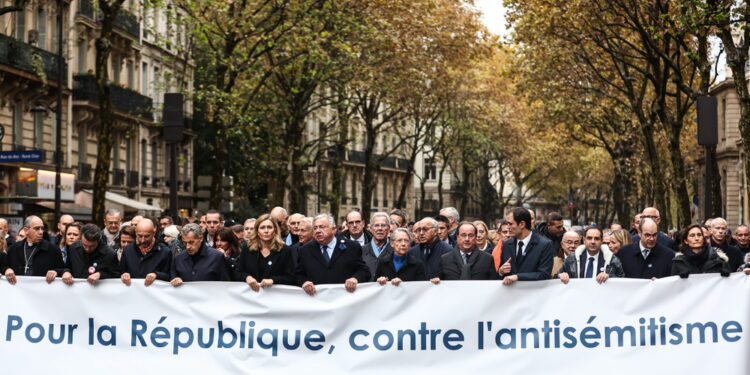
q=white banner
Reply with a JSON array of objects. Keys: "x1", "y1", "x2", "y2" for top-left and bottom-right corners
[{"x1": 0, "y1": 274, "x2": 748, "y2": 374}]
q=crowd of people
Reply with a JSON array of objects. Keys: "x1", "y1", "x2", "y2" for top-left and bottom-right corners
[{"x1": 1, "y1": 205, "x2": 749, "y2": 293}]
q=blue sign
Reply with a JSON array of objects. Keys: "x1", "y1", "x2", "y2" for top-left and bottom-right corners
[{"x1": 0, "y1": 150, "x2": 44, "y2": 163}]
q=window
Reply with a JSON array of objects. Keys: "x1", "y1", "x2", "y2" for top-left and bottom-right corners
[
  {"x1": 141, "y1": 61, "x2": 149, "y2": 95},
  {"x1": 112, "y1": 56, "x2": 121, "y2": 83},
  {"x1": 15, "y1": 8, "x2": 26, "y2": 42},
  {"x1": 351, "y1": 173, "x2": 357, "y2": 205},
  {"x1": 142, "y1": 1, "x2": 150, "y2": 40},
  {"x1": 424, "y1": 158, "x2": 437, "y2": 180},
  {"x1": 78, "y1": 40, "x2": 87, "y2": 73},
  {"x1": 12, "y1": 102, "x2": 24, "y2": 148},
  {"x1": 153, "y1": 66, "x2": 160, "y2": 104},
  {"x1": 78, "y1": 124, "x2": 87, "y2": 164},
  {"x1": 125, "y1": 136, "x2": 133, "y2": 171},
  {"x1": 112, "y1": 133, "x2": 120, "y2": 170},
  {"x1": 127, "y1": 61, "x2": 134, "y2": 88},
  {"x1": 151, "y1": 141, "x2": 159, "y2": 181},
  {"x1": 34, "y1": 111, "x2": 44, "y2": 149},
  {"x1": 36, "y1": 8, "x2": 47, "y2": 49}
]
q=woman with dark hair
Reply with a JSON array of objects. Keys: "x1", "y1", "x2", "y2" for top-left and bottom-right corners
[
  {"x1": 214, "y1": 227, "x2": 241, "y2": 279},
  {"x1": 671, "y1": 224, "x2": 731, "y2": 278},
  {"x1": 235, "y1": 214, "x2": 295, "y2": 291},
  {"x1": 59, "y1": 222, "x2": 83, "y2": 264}
]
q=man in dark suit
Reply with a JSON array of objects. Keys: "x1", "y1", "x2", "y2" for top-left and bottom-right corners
[
  {"x1": 62, "y1": 223, "x2": 121, "y2": 285},
  {"x1": 289, "y1": 217, "x2": 314, "y2": 267},
  {"x1": 708, "y1": 218, "x2": 744, "y2": 271},
  {"x1": 618, "y1": 218, "x2": 675, "y2": 279},
  {"x1": 170, "y1": 223, "x2": 230, "y2": 286},
  {"x1": 362, "y1": 212, "x2": 393, "y2": 279},
  {"x1": 435, "y1": 222, "x2": 497, "y2": 281},
  {"x1": 408, "y1": 217, "x2": 453, "y2": 279},
  {"x1": 499, "y1": 207, "x2": 554, "y2": 285},
  {"x1": 4, "y1": 216, "x2": 64, "y2": 284},
  {"x1": 120, "y1": 219, "x2": 172, "y2": 286},
  {"x1": 296, "y1": 214, "x2": 371, "y2": 296},
  {"x1": 631, "y1": 207, "x2": 676, "y2": 250}
]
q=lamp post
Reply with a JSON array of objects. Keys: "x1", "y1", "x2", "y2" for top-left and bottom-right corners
[{"x1": 54, "y1": 0, "x2": 63, "y2": 220}]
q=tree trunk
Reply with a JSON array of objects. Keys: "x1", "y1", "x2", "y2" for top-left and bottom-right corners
[{"x1": 92, "y1": 0, "x2": 125, "y2": 225}]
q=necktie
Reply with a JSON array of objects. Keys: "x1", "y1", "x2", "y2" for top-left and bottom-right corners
[
  {"x1": 422, "y1": 245, "x2": 430, "y2": 258},
  {"x1": 642, "y1": 249, "x2": 650, "y2": 259},
  {"x1": 463, "y1": 253, "x2": 471, "y2": 265},
  {"x1": 321, "y1": 245, "x2": 330, "y2": 264},
  {"x1": 516, "y1": 241, "x2": 524, "y2": 260},
  {"x1": 585, "y1": 257, "x2": 595, "y2": 278}
]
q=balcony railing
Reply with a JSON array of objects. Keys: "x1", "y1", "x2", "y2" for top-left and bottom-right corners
[
  {"x1": 112, "y1": 168, "x2": 125, "y2": 186},
  {"x1": 73, "y1": 74, "x2": 153, "y2": 120},
  {"x1": 78, "y1": 0, "x2": 140, "y2": 39},
  {"x1": 0, "y1": 33, "x2": 67, "y2": 85},
  {"x1": 127, "y1": 170, "x2": 139, "y2": 187}
]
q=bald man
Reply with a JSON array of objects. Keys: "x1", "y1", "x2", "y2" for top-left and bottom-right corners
[
  {"x1": 53, "y1": 214, "x2": 74, "y2": 246},
  {"x1": 270, "y1": 207, "x2": 290, "y2": 239},
  {"x1": 631, "y1": 207, "x2": 676, "y2": 251},
  {"x1": 0, "y1": 218, "x2": 15, "y2": 247},
  {"x1": 120, "y1": 219, "x2": 173, "y2": 286},
  {"x1": 617, "y1": 218, "x2": 675, "y2": 279},
  {"x1": 285, "y1": 213, "x2": 304, "y2": 245}
]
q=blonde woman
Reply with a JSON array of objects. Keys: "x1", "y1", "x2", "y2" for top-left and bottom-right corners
[
  {"x1": 473, "y1": 221, "x2": 494, "y2": 253},
  {"x1": 236, "y1": 214, "x2": 295, "y2": 291}
]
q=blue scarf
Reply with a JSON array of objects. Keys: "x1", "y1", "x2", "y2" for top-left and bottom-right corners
[{"x1": 393, "y1": 253, "x2": 407, "y2": 273}]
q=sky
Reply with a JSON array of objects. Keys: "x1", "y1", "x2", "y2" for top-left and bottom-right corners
[{"x1": 474, "y1": 0, "x2": 508, "y2": 37}]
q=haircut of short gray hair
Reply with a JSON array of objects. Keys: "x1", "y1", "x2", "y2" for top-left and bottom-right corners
[
  {"x1": 712, "y1": 217, "x2": 728, "y2": 227},
  {"x1": 390, "y1": 227, "x2": 413, "y2": 243},
  {"x1": 24, "y1": 215, "x2": 41, "y2": 228},
  {"x1": 181, "y1": 223, "x2": 204, "y2": 238},
  {"x1": 105, "y1": 209, "x2": 122, "y2": 218},
  {"x1": 370, "y1": 212, "x2": 393, "y2": 226},
  {"x1": 441, "y1": 207, "x2": 460, "y2": 222},
  {"x1": 421, "y1": 217, "x2": 438, "y2": 230},
  {"x1": 313, "y1": 214, "x2": 336, "y2": 228},
  {"x1": 300, "y1": 217, "x2": 313, "y2": 229}
]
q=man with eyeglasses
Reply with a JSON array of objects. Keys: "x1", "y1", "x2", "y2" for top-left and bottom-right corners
[
  {"x1": 558, "y1": 226, "x2": 624, "y2": 284},
  {"x1": 733, "y1": 225, "x2": 750, "y2": 255},
  {"x1": 3, "y1": 216, "x2": 64, "y2": 284},
  {"x1": 617, "y1": 218, "x2": 675, "y2": 279},
  {"x1": 362, "y1": 212, "x2": 393, "y2": 278},
  {"x1": 341, "y1": 210, "x2": 372, "y2": 247},
  {"x1": 120, "y1": 219, "x2": 172, "y2": 286},
  {"x1": 60, "y1": 223, "x2": 120, "y2": 285},
  {"x1": 408, "y1": 217, "x2": 453, "y2": 279},
  {"x1": 631, "y1": 207, "x2": 676, "y2": 251},
  {"x1": 432, "y1": 222, "x2": 497, "y2": 282},
  {"x1": 203, "y1": 210, "x2": 224, "y2": 248},
  {"x1": 708, "y1": 218, "x2": 743, "y2": 271},
  {"x1": 102, "y1": 209, "x2": 122, "y2": 248}
]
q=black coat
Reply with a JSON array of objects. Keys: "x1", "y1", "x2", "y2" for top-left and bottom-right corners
[
  {"x1": 6, "y1": 239, "x2": 64, "y2": 276},
  {"x1": 235, "y1": 245, "x2": 296, "y2": 285},
  {"x1": 632, "y1": 232, "x2": 677, "y2": 251},
  {"x1": 440, "y1": 249, "x2": 498, "y2": 280},
  {"x1": 65, "y1": 241, "x2": 121, "y2": 279},
  {"x1": 295, "y1": 236, "x2": 371, "y2": 286},
  {"x1": 710, "y1": 239, "x2": 744, "y2": 272},
  {"x1": 119, "y1": 242, "x2": 172, "y2": 281},
  {"x1": 0, "y1": 251, "x2": 6, "y2": 274},
  {"x1": 671, "y1": 248, "x2": 731, "y2": 278},
  {"x1": 362, "y1": 241, "x2": 392, "y2": 280},
  {"x1": 171, "y1": 244, "x2": 230, "y2": 282},
  {"x1": 500, "y1": 232, "x2": 554, "y2": 281},
  {"x1": 339, "y1": 229, "x2": 373, "y2": 245},
  {"x1": 408, "y1": 239, "x2": 454, "y2": 279},
  {"x1": 374, "y1": 252, "x2": 426, "y2": 282},
  {"x1": 618, "y1": 242, "x2": 675, "y2": 279}
]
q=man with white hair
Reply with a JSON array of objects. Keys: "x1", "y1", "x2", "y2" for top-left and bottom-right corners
[
  {"x1": 362, "y1": 212, "x2": 393, "y2": 277},
  {"x1": 285, "y1": 213, "x2": 305, "y2": 245},
  {"x1": 295, "y1": 214, "x2": 370, "y2": 296},
  {"x1": 0, "y1": 218, "x2": 15, "y2": 247},
  {"x1": 709, "y1": 217, "x2": 744, "y2": 271},
  {"x1": 439, "y1": 207, "x2": 460, "y2": 244},
  {"x1": 408, "y1": 217, "x2": 453, "y2": 279},
  {"x1": 102, "y1": 209, "x2": 122, "y2": 247}
]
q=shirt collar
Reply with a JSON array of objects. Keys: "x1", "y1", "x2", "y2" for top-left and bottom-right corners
[{"x1": 324, "y1": 236, "x2": 338, "y2": 251}]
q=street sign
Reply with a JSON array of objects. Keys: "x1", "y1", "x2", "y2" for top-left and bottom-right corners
[{"x1": 0, "y1": 150, "x2": 44, "y2": 162}]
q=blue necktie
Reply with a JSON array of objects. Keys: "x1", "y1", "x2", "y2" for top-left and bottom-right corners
[
  {"x1": 321, "y1": 245, "x2": 330, "y2": 264},
  {"x1": 585, "y1": 257, "x2": 595, "y2": 278}
]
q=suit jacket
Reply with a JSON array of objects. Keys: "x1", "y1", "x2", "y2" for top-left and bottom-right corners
[
  {"x1": 295, "y1": 236, "x2": 371, "y2": 286},
  {"x1": 408, "y1": 239, "x2": 454, "y2": 279},
  {"x1": 362, "y1": 241, "x2": 393, "y2": 280},
  {"x1": 374, "y1": 252, "x2": 427, "y2": 282},
  {"x1": 119, "y1": 242, "x2": 172, "y2": 281},
  {"x1": 440, "y1": 249, "x2": 498, "y2": 280},
  {"x1": 235, "y1": 245, "x2": 296, "y2": 285},
  {"x1": 6, "y1": 239, "x2": 65, "y2": 276},
  {"x1": 65, "y1": 241, "x2": 121, "y2": 279},
  {"x1": 617, "y1": 242, "x2": 675, "y2": 279},
  {"x1": 170, "y1": 244, "x2": 230, "y2": 282},
  {"x1": 500, "y1": 232, "x2": 554, "y2": 281}
]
